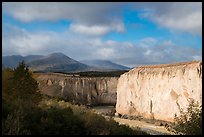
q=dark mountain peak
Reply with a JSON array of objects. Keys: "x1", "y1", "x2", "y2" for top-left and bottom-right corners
[
  {"x1": 48, "y1": 52, "x2": 67, "y2": 57},
  {"x1": 44, "y1": 52, "x2": 74, "y2": 61},
  {"x1": 24, "y1": 52, "x2": 95, "y2": 72}
]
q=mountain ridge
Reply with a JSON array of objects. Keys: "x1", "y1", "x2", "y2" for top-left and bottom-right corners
[
  {"x1": 2, "y1": 52, "x2": 130, "y2": 72},
  {"x1": 81, "y1": 59, "x2": 130, "y2": 70}
]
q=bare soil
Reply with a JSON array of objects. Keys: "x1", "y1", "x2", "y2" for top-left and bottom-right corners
[
  {"x1": 91, "y1": 106, "x2": 175, "y2": 135},
  {"x1": 113, "y1": 117, "x2": 174, "y2": 135}
]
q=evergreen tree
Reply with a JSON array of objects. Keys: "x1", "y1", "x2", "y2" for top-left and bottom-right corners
[
  {"x1": 12, "y1": 61, "x2": 41, "y2": 104},
  {"x1": 2, "y1": 68, "x2": 14, "y2": 101}
]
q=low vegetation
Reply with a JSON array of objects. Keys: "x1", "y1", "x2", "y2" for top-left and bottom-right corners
[
  {"x1": 2, "y1": 61, "x2": 147, "y2": 135},
  {"x1": 34, "y1": 70, "x2": 128, "y2": 77},
  {"x1": 166, "y1": 99, "x2": 202, "y2": 135},
  {"x1": 77, "y1": 70, "x2": 128, "y2": 77}
]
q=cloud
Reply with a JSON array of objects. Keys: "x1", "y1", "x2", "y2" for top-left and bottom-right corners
[
  {"x1": 3, "y1": 2, "x2": 126, "y2": 36},
  {"x1": 3, "y1": 2, "x2": 202, "y2": 36},
  {"x1": 141, "y1": 40, "x2": 202, "y2": 64},
  {"x1": 2, "y1": 24, "x2": 56, "y2": 55},
  {"x1": 69, "y1": 22, "x2": 124, "y2": 36},
  {"x1": 9, "y1": 34, "x2": 51, "y2": 54},
  {"x1": 3, "y1": 2, "x2": 123, "y2": 24},
  {"x1": 3, "y1": 24, "x2": 201, "y2": 67},
  {"x1": 139, "y1": 37, "x2": 158, "y2": 47},
  {"x1": 70, "y1": 24, "x2": 110, "y2": 36},
  {"x1": 96, "y1": 48, "x2": 115, "y2": 58},
  {"x1": 137, "y1": 2, "x2": 202, "y2": 35}
]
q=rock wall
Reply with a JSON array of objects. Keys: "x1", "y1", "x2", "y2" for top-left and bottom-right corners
[
  {"x1": 116, "y1": 61, "x2": 202, "y2": 122},
  {"x1": 34, "y1": 73, "x2": 118, "y2": 105}
]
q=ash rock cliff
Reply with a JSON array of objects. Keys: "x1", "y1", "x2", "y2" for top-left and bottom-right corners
[
  {"x1": 34, "y1": 73, "x2": 118, "y2": 105},
  {"x1": 116, "y1": 61, "x2": 202, "y2": 122}
]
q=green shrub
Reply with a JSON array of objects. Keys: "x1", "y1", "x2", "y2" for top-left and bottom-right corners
[
  {"x1": 2, "y1": 105, "x2": 31, "y2": 135},
  {"x1": 167, "y1": 99, "x2": 202, "y2": 135},
  {"x1": 38, "y1": 97, "x2": 148, "y2": 135},
  {"x1": 80, "y1": 111, "x2": 110, "y2": 135},
  {"x1": 2, "y1": 105, "x2": 84, "y2": 135},
  {"x1": 25, "y1": 107, "x2": 83, "y2": 135}
]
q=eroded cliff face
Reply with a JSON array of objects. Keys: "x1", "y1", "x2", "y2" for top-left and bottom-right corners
[
  {"x1": 116, "y1": 61, "x2": 202, "y2": 122},
  {"x1": 34, "y1": 73, "x2": 118, "y2": 105}
]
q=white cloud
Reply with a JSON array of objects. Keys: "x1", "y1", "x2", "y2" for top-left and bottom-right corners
[
  {"x1": 3, "y1": 2, "x2": 201, "y2": 36},
  {"x1": 70, "y1": 24, "x2": 110, "y2": 36},
  {"x1": 3, "y1": 24, "x2": 201, "y2": 68},
  {"x1": 138, "y1": 2, "x2": 202, "y2": 35},
  {"x1": 3, "y1": 2, "x2": 126, "y2": 37},
  {"x1": 2, "y1": 25, "x2": 56, "y2": 56},
  {"x1": 140, "y1": 37, "x2": 157, "y2": 47},
  {"x1": 144, "y1": 50, "x2": 152, "y2": 55},
  {"x1": 3, "y1": 2, "x2": 123, "y2": 24},
  {"x1": 96, "y1": 48, "x2": 115, "y2": 59},
  {"x1": 10, "y1": 34, "x2": 52, "y2": 54},
  {"x1": 69, "y1": 23, "x2": 124, "y2": 36}
]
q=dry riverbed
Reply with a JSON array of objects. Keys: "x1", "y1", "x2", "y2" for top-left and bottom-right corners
[
  {"x1": 91, "y1": 106, "x2": 174, "y2": 135},
  {"x1": 113, "y1": 117, "x2": 174, "y2": 135}
]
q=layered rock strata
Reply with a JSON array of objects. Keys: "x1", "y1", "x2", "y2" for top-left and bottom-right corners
[
  {"x1": 34, "y1": 73, "x2": 118, "y2": 105},
  {"x1": 116, "y1": 61, "x2": 202, "y2": 122}
]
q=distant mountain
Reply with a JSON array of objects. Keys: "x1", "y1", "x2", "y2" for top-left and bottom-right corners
[
  {"x1": 27, "y1": 52, "x2": 95, "y2": 72},
  {"x1": 3, "y1": 55, "x2": 25, "y2": 69},
  {"x1": 2, "y1": 53, "x2": 129, "y2": 72},
  {"x1": 24, "y1": 55, "x2": 44, "y2": 62},
  {"x1": 2, "y1": 53, "x2": 95, "y2": 72},
  {"x1": 2, "y1": 54, "x2": 44, "y2": 69},
  {"x1": 81, "y1": 60, "x2": 130, "y2": 70}
]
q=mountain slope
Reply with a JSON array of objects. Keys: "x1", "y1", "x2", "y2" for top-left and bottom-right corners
[
  {"x1": 2, "y1": 55, "x2": 44, "y2": 69},
  {"x1": 24, "y1": 55, "x2": 44, "y2": 62},
  {"x1": 2, "y1": 53, "x2": 129, "y2": 72},
  {"x1": 2, "y1": 55, "x2": 25, "y2": 69},
  {"x1": 81, "y1": 60, "x2": 130, "y2": 70},
  {"x1": 27, "y1": 53, "x2": 96, "y2": 72}
]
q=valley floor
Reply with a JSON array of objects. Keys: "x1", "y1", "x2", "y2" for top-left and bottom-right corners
[
  {"x1": 113, "y1": 117, "x2": 173, "y2": 135},
  {"x1": 91, "y1": 106, "x2": 174, "y2": 135}
]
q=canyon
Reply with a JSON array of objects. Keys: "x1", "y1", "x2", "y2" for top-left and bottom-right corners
[
  {"x1": 34, "y1": 60, "x2": 202, "y2": 123},
  {"x1": 34, "y1": 73, "x2": 118, "y2": 106}
]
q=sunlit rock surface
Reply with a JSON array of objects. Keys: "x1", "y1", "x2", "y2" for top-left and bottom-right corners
[
  {"x1": 116, "y1": 61, "x2": 202, "y2": 122},
  {"x1": 34, "y1": 73, "x2": 118, "y2": 105}
]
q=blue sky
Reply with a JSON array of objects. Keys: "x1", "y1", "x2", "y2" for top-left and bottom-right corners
[{"x1": 2, "y1": 2, "x2": 202, "y2": 67}]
